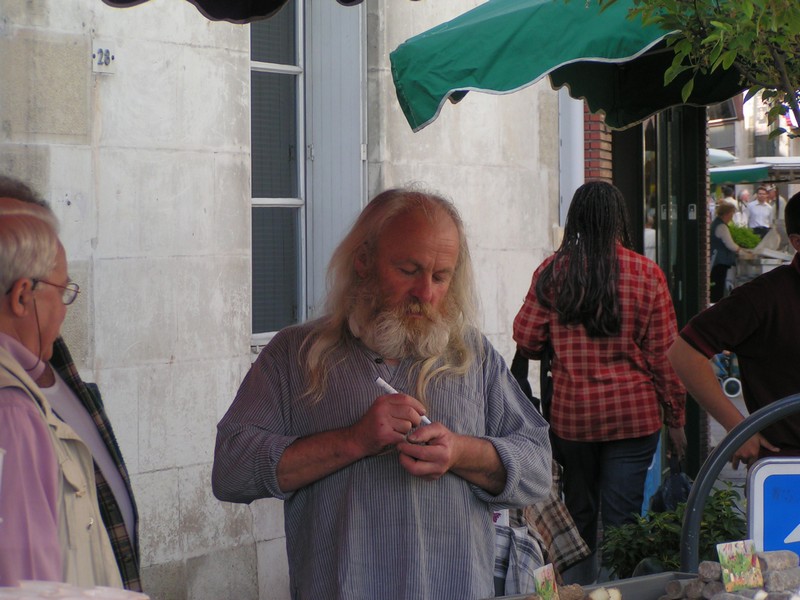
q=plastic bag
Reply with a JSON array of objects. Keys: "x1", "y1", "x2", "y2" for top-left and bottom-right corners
[{"x1": 649, "y1": 456, "x2": 692, "y2": 513}]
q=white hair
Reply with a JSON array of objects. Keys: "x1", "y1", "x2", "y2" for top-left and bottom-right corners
[
  {"x1": 0, "y1": 196, "x2": 61, "y2": 293},
  {"x1": 301, "y1": 187, "x2": 480, "y2": 402}
]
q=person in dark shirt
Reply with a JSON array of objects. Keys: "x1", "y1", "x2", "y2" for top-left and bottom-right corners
[
  {"x1": 668, "y1": 192, "x2": 800, "y2": 469},
  {"x1": 709, "y1": 203, "x2": 744, "y2": 302}
]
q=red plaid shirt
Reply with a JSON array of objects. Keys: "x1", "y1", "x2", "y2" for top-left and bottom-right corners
[{"x1": 513, "y1": 246, "x2": 685, "y2": 442}]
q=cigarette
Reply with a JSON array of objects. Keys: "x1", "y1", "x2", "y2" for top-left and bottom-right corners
[{"x1": 374, "y1": 377, "x2": 432, "y2": 425}]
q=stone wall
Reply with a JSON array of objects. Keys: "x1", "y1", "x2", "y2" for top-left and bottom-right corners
[{"x1": 1, "y1": 2, "x2": 260, "y2": 598}]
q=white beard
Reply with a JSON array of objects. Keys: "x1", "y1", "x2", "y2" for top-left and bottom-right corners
[{"x1": 348, "y1": 286, "x2": 452, "y2": 360}]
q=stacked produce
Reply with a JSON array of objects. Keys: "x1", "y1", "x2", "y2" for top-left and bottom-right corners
[
  {"x1": 521, "y1": 583, "x2": 622, "y2": 600},
  {"x1": 518, "y1": 550, "x2": 800, "y2": 600},
  {"x1": 704, "y1": 550, "x2": 800, "y2": 600},
  {"x1": 659, "y1": 551, "x2": 800, "y2": 600},
  {"x1": 659, "y1": 560, "x2": 726, "y2": 599}
]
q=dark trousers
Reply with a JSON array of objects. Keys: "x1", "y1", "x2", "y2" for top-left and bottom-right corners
[
  {"x1": 752, "y1": 226, "x2": 770, "y2": 239},
  {"x1": 551, "y1": 431, "x2": 660, "y2": 555},
  {"x1": 710, "y1": 264, "x2": 731, "y2": 302}
]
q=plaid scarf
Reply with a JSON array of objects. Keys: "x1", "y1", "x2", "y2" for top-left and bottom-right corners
[
  {"x1": 517, "y1": 460, "x2": 591, "y2": 577},
  {"x1": 50, "y1": 337, "x2": 141, "y2": 591}
]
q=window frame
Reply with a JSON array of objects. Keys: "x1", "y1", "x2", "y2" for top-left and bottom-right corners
[{"x1": 250, "y1": 1, "x2": 308, "y2": 347}]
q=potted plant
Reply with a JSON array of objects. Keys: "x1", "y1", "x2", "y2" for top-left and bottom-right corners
[
  {"x1": 601, "y1": 485, "x2": 746, "y2": 579},
  {"x1": 728, "y1": 225, "x2": 761, "y2": 250}
]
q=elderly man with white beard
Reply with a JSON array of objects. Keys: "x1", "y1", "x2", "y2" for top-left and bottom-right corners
[{"x1": 212, "y1": 188, "x2": 552, "y2": 600}]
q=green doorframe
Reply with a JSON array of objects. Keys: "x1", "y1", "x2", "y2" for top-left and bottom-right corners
[
  {"x1": 612, "y1": 106, "x2": 709, "y2": 478},
  {"x1": 663, "y1": 106, "x2": 708, "y2": 478},
  {"x1": 612, "y1": 125, "x2": 644, "y2": 249},
  {"x1": 662, "y1": 106, "x2": 707, "y2": 329}
]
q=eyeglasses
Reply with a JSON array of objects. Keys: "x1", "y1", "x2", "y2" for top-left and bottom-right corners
[{"x1": 32, "y1": 279, "x2": 81, "y2": 306}]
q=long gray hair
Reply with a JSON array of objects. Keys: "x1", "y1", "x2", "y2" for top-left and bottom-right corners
[{"x1": 302, "y1": 188, "x2": 479, "y2": 402}]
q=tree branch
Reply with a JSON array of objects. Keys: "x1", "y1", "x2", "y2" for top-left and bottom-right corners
[
  {"x1": 768, "y1": 45, "x2": 800, "y2": 133},
  {"x1": 731, "y1": 62, "x2": 773, "y2": 90}
]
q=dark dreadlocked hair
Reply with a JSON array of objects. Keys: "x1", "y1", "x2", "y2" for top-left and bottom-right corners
[{"x1": 535, "y1": 181, "x2": 634, "y2": 337}]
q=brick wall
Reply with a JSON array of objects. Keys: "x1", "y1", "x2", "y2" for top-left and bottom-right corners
[{"x1": 584, "y1": 106, "x2": 613, "y2": 181}]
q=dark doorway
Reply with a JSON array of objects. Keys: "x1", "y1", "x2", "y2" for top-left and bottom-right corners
[{"x1": 613, "y1": 106, "x2": 709, "y2": 477}]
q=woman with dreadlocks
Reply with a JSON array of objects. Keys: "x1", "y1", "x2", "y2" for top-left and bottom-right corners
[{"x1": 513, "y1": 181, "x2": 686, "y2": 584}]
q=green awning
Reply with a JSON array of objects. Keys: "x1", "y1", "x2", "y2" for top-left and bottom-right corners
[
  {"x1": 390, "y1": 0, "x2": 744, "y2": 132},
  {"x1": 709, "y1": 165, "x2": 770, "y2": 185}
]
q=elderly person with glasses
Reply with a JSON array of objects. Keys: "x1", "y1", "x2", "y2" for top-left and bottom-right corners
[{"x1": 0, "y1": 195, "x2": 122, "y2": 588}]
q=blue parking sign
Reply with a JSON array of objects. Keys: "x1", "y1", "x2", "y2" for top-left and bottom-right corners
[{"x1": 748, "y1": 459, "x2": 800, "y2": 552}]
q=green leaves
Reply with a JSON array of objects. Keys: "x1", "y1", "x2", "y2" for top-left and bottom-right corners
[
  {"x1": 741, "y1": 0, "x2": 754, "y2": 20},
  {"x1": 664, "y1": 63, "x2": 691, "y2": 85},
  {"x1": 681, "y1": 79, "x2": 695, "y2": 102},
  {"x1": 601, "y1": 0, "x2": 800, "y2": 139},
  {"x1": 601, "y1": 485, "x2": 747, "y2": 579},
  {"x1": 721, "y1": 50, "x2": 738, "y2": 71},
  {"x1": 729, "y1": 224, "x2": 761, "y2": 249},
  {"x1": 768, "y1": 127, "x2": 787, "y2": 140}
]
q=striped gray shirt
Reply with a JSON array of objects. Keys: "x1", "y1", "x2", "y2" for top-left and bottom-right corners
[{"x1": 213, "y1": 321, "x2": 551, "y2": 600}]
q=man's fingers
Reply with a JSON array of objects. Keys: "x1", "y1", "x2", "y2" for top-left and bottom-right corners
[
  {"x1": 397, "y1": 443, "x2": 448, "y2": 480},
  {"x1": 759, "y1": 436, "x2": 780, "y2": 453},
  {"x1": 391, "y1": 411, "x2": 429, "y2": 432},
  {"x1": 386, "y1": 414, "x2": 412, "y2": 433}
]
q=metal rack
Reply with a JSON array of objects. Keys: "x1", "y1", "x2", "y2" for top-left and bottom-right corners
[
  {"x1": 734, "y1": 257, "x2": 787, "y2": 287},
  {"x1": 680, "y1": 393, "x2": 800, "y2": 572}
]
